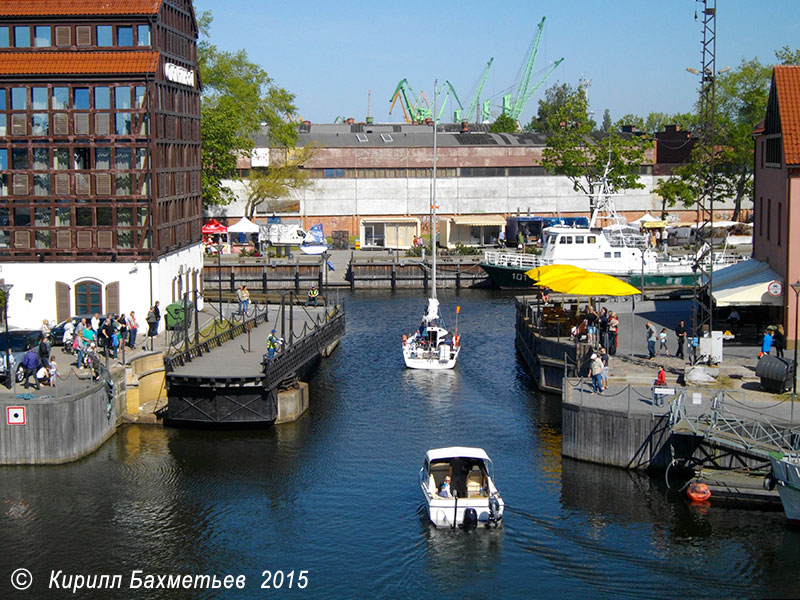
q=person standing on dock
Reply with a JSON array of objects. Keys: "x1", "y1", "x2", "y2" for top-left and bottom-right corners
[
  {"x1": 607, "y1": 312, "x2": 619, "y2": 355},
  {"x1": 675, "y1": 320, "x2": 686, "y2": 360},
  {"x1": 760, "y1": 329, "x2": 773, "y2": 358},
  {"x1": 589, "y1": 353, "x2": 604, "y2": 394},
  {"x1": 599, "y1": 347, "x2": 609, "y2": 391},
  {"x1": 646, "y1": 322, "x2": 657, "y2": 359},
  {"x1": 774, "y1": 325, "x2": 785, "y2": 358},
  {"x1": 266, "y1": 329, "x2": 283, "y2": 360},
  {"x1": 236, "y1": 286, "x2": 247, "y2": 315}
]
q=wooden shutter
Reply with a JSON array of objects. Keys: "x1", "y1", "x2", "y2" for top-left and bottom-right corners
[
  {"x1": 95, "y1": 173, "x2": 111, "y2": 196},
  {"x1": 94, "y1": 113, "x2": 110, "y2": 136},
  {"x1": 97, "y1": 231, "x2": 113, "y2": 248},
  {"x1": 55, "y1": 231, "x2": 71, "y2": 249},
  {"x1": 12, "y1": 174, "x2": 28, "y2": 195},
  {"x1": 75, "y1": 173, "x2": 90, "y2": 195},
  {"x1": 11, "y1": 114, "x2": 26, "y2": 135},
  {"x1": 54, "y1": 26, "x2": 71, "y2": 46},
  {"x1": 76, "y1": 26, "x2": 91, "y2": 46},
  {"x1": 105, "y1": 282, "x2": 120, "y2": 316},
  {"x1": 76, "y1": 231, "x2": 92, "y2": 249},
  {"x1": 54, "y1": 173, "x2": 70, "y2": 195},
  {"x1": 55, "y1": 282, "x2": 70, "y2": 322},
  {"x1": 53, "y1": 113, "x2": 69, "y2": 135},
  {"x1": 74, "y1": 113, "x2": 89, "y2": 135},
  {"x1": 14, "y1": 231, "x2": 31, "y2": 249}
]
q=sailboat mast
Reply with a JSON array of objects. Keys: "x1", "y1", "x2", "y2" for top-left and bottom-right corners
[{"x1": 432, "y1": 79, "x2": 437, "y2": 300}]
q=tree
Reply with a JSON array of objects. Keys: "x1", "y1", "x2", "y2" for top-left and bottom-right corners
[
  {"x1": 199, "y1": 12, "x2": 298, "y2": 208},
  {"x1": 540, "y1": 85, "x2": 647, "y2": 212},
  {"x1": 652, "y1": 165, "x2": 696, "y2": 218},
  {"x1": 775, "y1": 45, "x2": 800, "y2": 65},
  {"x1": 601, "y1": 109, "x2": 612, "y2": 132},
  {"x1": 489, "y1": 113, "x2": 520, "y2": 133},
  {"x1": 243, "y1": 146, "x2": 316, "y2": 219},
  {"x1": 523, "y1": 82, "x2": 586, "y2": 134}
]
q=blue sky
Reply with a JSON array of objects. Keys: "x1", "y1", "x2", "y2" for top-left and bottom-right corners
[{"x1": 193, "y1": 0, "x2": 800, "y2": 126}]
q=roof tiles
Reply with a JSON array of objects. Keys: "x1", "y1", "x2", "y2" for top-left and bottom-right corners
[
  {"x1": 0, "y1": 52, "x2": 159, "y2": 75},
  {"x1": 2, "y1": 1, "x2": 162, "y2": 16},
  {"x1": 774, "y1": 65, "x2": 800, "y2": 166}
]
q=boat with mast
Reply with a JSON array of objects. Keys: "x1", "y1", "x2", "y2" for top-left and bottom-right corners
[{"x1": 402, "y1": 81, "x2": 461, "y2": 370}]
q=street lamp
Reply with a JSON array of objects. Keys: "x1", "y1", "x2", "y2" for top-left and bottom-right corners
[
  {"x1": 791, "y1": 280, "x2": 800, "y2": 400},
  {"x1": 0, "y1": 283, "x2": 13, "y2": 389}
]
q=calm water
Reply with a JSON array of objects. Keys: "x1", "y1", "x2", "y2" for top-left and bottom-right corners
[{"x1": 1, "y1": 291, "x2": 799, "y2": 599}]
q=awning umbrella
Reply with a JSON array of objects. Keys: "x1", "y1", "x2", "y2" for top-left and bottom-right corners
[
  {"x1": 545, "y1": 272, "x2": 641, "y2": 297},
  {"x1": 227, "y1": 217, "x2": 261, "y2": 233},
  {"x1": 525, "y1": 264, "x2": 587, "y2": 283},
  {"x1": 202, "y1": 218, "x2": 227, "y2": 234}
]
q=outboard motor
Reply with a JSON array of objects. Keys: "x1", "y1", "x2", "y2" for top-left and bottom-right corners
[
  {"x1": 487, "y1": 496, "x2": 501, "y2": 527},
  {"x1": 462, "y1": 507, "x2": 478, "y2": 529}
]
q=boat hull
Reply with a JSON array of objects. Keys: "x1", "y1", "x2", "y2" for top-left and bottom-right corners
[
  {"x1": 423, "y1": 497, "x2": 504, "y2": 528},
  {"x1": 770, "y1": 453, "x2": 800, "y2": 523},
  {"x1": 480, "y1": 261, "x2": 696, "y2": 290}
]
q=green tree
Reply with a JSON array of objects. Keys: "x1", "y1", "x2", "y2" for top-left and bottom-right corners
[
  {"x1": 652, "y1": 165, "x2": 696, "y2": 218},
  {"x1": 775, "y1": 45, "x2": 800, "y2": 65},
  {"x1": 199, "y1": 12, "x2": 298, "y2": 208},
  {"x1": 540, "y1": 85, "x2": 647, "y2": 212},
  {"x1": 244, "y1": 146, "x2": 315, "y2": 219},
  {"x1": 523, "y1": 82, "x2": 582, "y2": 134},
  {"x1": 489, "y1": 113, "x2": 520, "y2": 133},
  {"x1": 601, "y1": 109, "x2": 612, "y2": 132}
]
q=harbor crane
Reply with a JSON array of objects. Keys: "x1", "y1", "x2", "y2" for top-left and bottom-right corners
[
  {"x1": 457, "y1": 57, "x2": 493, "y2": 123},
  {"x1": 389, "y1": 79, "x2": 433, "y2": 123},
  {"x1": 502, "y1": 17, "x2": 564, "y2": 120},
  {"x1": 436, "y1": 80, "x2": 464, "y2": 123}
]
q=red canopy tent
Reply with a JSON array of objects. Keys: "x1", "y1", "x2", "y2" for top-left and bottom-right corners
[{"x1": 202, "y1": 218, "x2": 227, "y2": 234}]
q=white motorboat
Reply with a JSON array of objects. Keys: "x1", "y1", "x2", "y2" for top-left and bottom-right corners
[
  {"x1": 299, "y1": 223, "x2": 330, "y2": 255},
  {"x1": 419, "y1": 447, "x2": 503, "y2": 528},
  {"x1": 768, "y1": 451, "x2": 800, "y2": 523},
  {"x1": 402, "y1": 81, "x2": 460, "y2": 370}
]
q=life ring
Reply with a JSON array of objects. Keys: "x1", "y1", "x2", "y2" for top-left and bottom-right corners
[
  {"x1": 686, "y1": 482, "x2": 711, "y2": 502},
  {"x1": 454, "y1": 335, "x2": 460, "y2": 347}
]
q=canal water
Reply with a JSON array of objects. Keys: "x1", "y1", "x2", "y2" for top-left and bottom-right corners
[{"x1": 1, "y1": 291, "x2": 799, "y2": 599}]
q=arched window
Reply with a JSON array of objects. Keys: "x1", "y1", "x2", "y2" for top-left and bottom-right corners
[{"x1": 75, "y1": 281, "x2": 102, "y2": 315}]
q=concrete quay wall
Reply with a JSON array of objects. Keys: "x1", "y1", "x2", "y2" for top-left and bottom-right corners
[{"x1": 0, "y1": 366, "x2": 126, "y2": 465}]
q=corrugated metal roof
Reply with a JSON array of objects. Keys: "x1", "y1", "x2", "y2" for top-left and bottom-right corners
[
  {"x1": 2, "y1": 0, "x2": 162, "y2": 16},
  {"x1": 774, "y1": 65, "x2": 800, "y2": 165},
  {"x1": 294, "y1": 131, "x2": 546, "y2": 149},
  {"x1": 0, "y1": 51, "x2": 159, "y2": 75}
]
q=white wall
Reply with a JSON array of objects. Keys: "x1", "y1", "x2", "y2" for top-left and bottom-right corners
[
  {"x1": 209, "y1": 174, "x2": 749, "y2": 220},
  {"x1": 1, "y1": 243, "x2": 204, "y2": 329}
]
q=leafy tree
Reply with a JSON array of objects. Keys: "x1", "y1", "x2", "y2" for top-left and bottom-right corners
[
  {"x1": 199, "y1": 12, "x2": 298, "y2": 208},
  {"x1": 540, "y1": 85, "x2": 647, "y2": 212},
  {"x1": 775, "y1": 45, "x2": 800, "y2": 65},
  {"x1": 601, "y1": 109, "x2": 612, "y2": 132},
  {"x1": 652, "y1": 165, "x2": 696, "y2": 218},
  {"x1": 489, "y1": 113, "x2": 520, "y2": 133},
  {"x1": 244, "y1": 146, "x2": 316, "y2": 219},
  {"x1": 614, "y1": 113, "x2": 645, "y2": 132},
  {"x1": 523, "y1": 82, "x2": 588, "y2": 134}
]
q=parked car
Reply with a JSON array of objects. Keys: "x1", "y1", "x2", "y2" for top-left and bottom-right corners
[
  {"x1": 0, "y1": 329, "x2": 43, "y2": 383},
  {"x1": 49, "y1": 315, "x2": 93, "y2": 347}
]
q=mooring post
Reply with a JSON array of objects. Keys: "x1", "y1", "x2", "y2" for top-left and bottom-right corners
[
  {"x1": 456, "y1": 265, "x2": 461, "y2": 290},
  {"x1": 230, "y1": 267, "x2": 235, "y2": 292},
  {"x1": 423, "y1": 266, "x2": 428, "y2": 291},
  {"x1": 391, "y1": 263, "x2": 396, "y2": 290},
  {"x1": 262, "y1": 270, "x2": 267, "y2": 294}
]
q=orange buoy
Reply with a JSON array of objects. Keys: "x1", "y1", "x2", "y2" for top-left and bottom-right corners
[
  {"x1": 687, "y1": 482, "x2": 711, "y2": 502},
  {"x1": 402, "y1": 334, "x2": 407, "y2": 345},
  {"x1": 454, "y1": 335, "x2": 460, "y2": 347}
]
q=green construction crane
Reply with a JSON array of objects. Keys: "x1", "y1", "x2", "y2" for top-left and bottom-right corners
[
  {"x1": 436, "y1": 80, "x2": 464, "y2": 123},
  {"x1": 504, "y1": 17, "x2": 563, "y2": 120},
  {"x1": 389, "y1": 79, "x2": 433, "y2": 123},
  {"x1": 458, "y1": 57, "x2": 493, "y2": 123}
]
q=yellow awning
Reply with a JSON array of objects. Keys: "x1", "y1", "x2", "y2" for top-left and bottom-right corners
[
  {"x1": 641, "y1": 220, "x2": 668, "y2": 229},
  {"x1": 545, "y1": 272, "x2": 641, "y2": 296},
  {"x1": 525, "y1": 264, "x2": 587, "y2": 283},
  {"x1": 449, "y1": 216, "x2": 506, "y2": 227}
]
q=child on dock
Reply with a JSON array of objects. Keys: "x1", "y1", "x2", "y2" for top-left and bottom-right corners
[{"x1": 658, "y1": 328, "x2": 669, "y2": 357}]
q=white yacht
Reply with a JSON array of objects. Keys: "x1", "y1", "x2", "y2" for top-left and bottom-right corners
[
  {"x1": 402, "y1": 81, "x2": 461, "y2": 370},
  {"x1": 419, "y1": 447, "x2": 503, "y2": 528}
]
